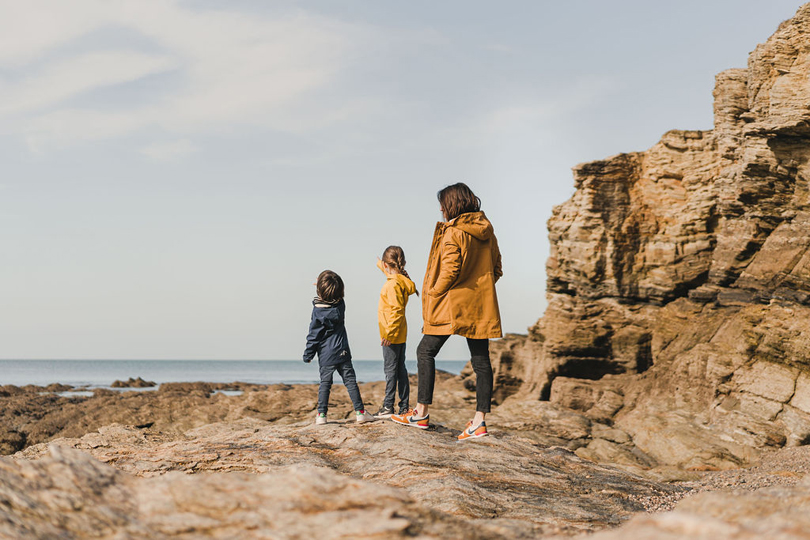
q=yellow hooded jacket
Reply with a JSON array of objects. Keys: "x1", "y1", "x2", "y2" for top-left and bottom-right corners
[
  {"x1": 377, "y1": 260, "x2": 418, "y2": 344},
  {"x1": 422, "y1": 211, "x2": 503, "y2": 339}
]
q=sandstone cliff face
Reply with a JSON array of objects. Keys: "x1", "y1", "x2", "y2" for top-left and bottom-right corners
[{"x1": 489, "y1": 3, "x2": 810, "y2": 471}]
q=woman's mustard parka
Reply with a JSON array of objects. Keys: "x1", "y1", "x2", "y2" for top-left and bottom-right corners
[{"x1": 421, "y1": 211, "x2": 503, "y2": 339}]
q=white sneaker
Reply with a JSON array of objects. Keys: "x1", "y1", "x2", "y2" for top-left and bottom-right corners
[
  {"x1": 356, "y1": 411, "x2": 375, "y2": 424},
  {"x1": 315, "y1": 413, "x2": 327, "y2": 425}
]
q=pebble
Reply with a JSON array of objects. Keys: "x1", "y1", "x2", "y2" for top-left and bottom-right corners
[{"x1": 643, "y1": 445, "x2": 810, "y2": 513}]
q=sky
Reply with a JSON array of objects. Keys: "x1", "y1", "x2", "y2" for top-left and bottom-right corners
[{"x1": 1, "y1": 0, "x2": 806, "y2": 361}]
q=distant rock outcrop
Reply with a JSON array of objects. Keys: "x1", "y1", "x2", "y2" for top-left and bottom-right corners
[
  {"x1": 487, "y1": 3, "x2": 810, "y2": 471},
  {"x1": 110, "y1": 377, "x2": 156, "y2": 388}
]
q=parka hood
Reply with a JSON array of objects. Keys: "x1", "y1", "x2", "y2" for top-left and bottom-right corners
[
  {"x1": 448, "y1": 211, "x2": 493, "y2": 241},
  {"x1": 395, "y1": 273, "x2": 417, "y2": 295},
  {"x1": 377, "y1": 259, "x2": 418, "y2": 295}
]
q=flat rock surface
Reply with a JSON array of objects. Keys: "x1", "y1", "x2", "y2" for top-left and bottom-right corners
[
  {"x1": 10, "y1": 420, "x2": 810, "y2": 539},
  {"x1": 2, "y1": 445, "x2": 518, "y2": 539},
  {"x1": 15, "y1": 418, "x2": 683, "y2": 537}
]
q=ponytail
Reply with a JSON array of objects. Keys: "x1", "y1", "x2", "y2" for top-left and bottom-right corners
[{"x1": 382, "y1": 245, "x2": 419, "y2": 296}]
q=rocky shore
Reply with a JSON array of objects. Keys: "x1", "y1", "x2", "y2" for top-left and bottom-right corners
[
  {"x1": 7, "y1": 3, "x2": 810, "y2": 538},
  {"x1": 3, "y1": 377, "x2": 810, "y2": 538}
]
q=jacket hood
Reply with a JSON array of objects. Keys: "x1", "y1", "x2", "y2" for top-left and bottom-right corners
[
  {"x1": 313, "y1": 297, "x2": 342, "y2": 308},
  {"x1": 311, "y1": 298, "x2": 345, "y2": 325},
  {"x1": 395, "y1": 273, "x2": 417, "y2": 295},
  {"x1": 448, "y1": 211, "x2": 493, "y2": 241},
  {"x1": 378, "y1": 259, "x2": 418, "y2": 294}
]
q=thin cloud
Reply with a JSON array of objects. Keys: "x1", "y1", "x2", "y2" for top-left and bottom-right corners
[
  {"x1": 0, "y1": 1, "x2": 112, "y2": 67},
  {"x1": 0, "y1": 51, "x2": 177, "y2": 116},
  {"x1": 0, "y1": 1, "x2": 366, "y2": 151}
]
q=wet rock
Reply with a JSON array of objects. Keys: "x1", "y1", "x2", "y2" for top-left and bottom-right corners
[{"x1": 111, "y1": 377, "x2": 156, "y2": 388}]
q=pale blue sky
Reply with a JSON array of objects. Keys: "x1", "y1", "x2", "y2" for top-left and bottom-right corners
[{"x1": 1, "y1": 1, "x2": 805, "y2": 360}]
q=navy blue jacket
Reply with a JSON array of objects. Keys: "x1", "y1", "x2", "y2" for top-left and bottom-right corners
[{"x1": 303, "y1": 298, "x2": 352, "y2": 366}]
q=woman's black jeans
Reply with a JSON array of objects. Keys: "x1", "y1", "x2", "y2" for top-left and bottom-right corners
[{"x1": 416, "y1": 334, "x2": 493, "y2": 413}]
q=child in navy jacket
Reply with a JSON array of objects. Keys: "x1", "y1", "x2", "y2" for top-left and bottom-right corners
[{"x1": 304, "y1": 270, "x2": 375, "y2": 425}]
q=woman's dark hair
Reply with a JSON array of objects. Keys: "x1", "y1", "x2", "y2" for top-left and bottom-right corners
[
  {"x1": 316, "y1": 270, "x2": 344, "y2": 302},
  {"x1": 381, "y1": 245, "x2": 419, "y2": 295},
  {"x1": 437, "y1": 182, "x2": 481, "y2": 221}
]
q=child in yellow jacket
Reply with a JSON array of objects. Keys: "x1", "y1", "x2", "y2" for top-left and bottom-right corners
[{"x1": 374, "y1": 246, "x2": 418, "y2": 417}]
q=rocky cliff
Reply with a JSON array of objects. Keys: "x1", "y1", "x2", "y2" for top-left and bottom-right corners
[{"x1": 484, "y1": 2, "x2": 810, "y2": 471}]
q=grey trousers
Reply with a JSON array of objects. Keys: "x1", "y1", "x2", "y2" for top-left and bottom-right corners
[
  {"x1": 382, "y1": 343, "x2": 409, "y2": 410},
  {"x1": 317, "y1": 360, "x2": 364, "y2": 414}
]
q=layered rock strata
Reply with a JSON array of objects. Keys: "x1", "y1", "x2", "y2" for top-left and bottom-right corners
[{"x1": 487, "y1": 3, "x2": 810, "y2": 471}]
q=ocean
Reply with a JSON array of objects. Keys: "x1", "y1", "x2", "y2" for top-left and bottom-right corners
[{"x1": 0, "y1": 359, "x2": 468, "y2": 389}]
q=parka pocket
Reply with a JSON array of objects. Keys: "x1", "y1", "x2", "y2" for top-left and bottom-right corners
[{"x1": 424, "y1": 290, "x2": 451, "y2": 327}]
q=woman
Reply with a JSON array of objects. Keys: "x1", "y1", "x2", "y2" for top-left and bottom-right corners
[{"x1": 391, "y1": 182, "x2": 502, "y2": 440}]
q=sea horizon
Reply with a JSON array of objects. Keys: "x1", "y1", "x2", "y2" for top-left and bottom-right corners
[{"x1": 0, "y1": 359, "x2": 469, "y2": 389}]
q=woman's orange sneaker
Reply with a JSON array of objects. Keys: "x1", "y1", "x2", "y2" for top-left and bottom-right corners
[
  {"x1": 391, "y1": 409, "x2": 430, "y2": 429},
  {"x1": 458, "y1": 420, "x2": 488, "y2": 441}
]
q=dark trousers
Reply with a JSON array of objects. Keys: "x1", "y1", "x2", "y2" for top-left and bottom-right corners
[
  {"x1": 318, "y1": 360, "x2": 364, "y2": 414},
  {"x1": 417, "y1": 334, "x2": 493, "y2": 413},
  {"x1": 382, "y1": 343, "x2": 409, "y2": 410}
]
